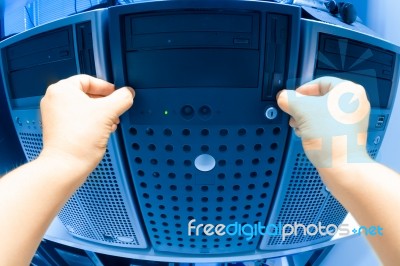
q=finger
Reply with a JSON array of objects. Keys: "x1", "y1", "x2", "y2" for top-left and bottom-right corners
[
  {"x1": 289, "y1": 117, "x2": 297, "y2": 128},
  {"x1": 65, "y1": 74, "x2": 115, "y2": 96},
  {"x1": 293, "y1": 127, "x2": 301, "y2": 137},
  {"x1": 97, "y1": 87, "x2": 135, "y2": 117},
  {"x1": 296, "y1": 76, "x2": 347, "y2": 96},
  {"x1": 276, "y1": 89, "x2": 305, "y2": 118}
]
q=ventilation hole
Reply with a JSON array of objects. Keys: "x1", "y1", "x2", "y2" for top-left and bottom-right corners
[
  {"x1": 235, "y1": 145, "x2": 245, "y2": 152},
  {"x1": 230, "y1": 206, "x2": 237, "y2": 211},
  {"x1": 168, "y1": 173, "x2": 176, "y2": 179},
  {"x1": 244, "y1": 205, "x2": 251, "y2": 210},
  {"x1": 186, "y1": 186, "x2": 193, "y2": 192},
  {"x1": 246, "y1": 195, "x2": 253, "y2": 200},
  {"x1": 134, "y1": 157, "x2": 142, "y2": 164},
  {"x1": 143, "y1": 193, "x2": 149, "y2": 199},
  {"x1": 154, "y1": 184, "x2": 161, "y2": 190},
  {"x1": 258, "y1": 203, "x2": 265, "y2": 208},
  {"x1": 234, "y1": 172, "x2": 242, "y2": 179},
  {"x1": 184, "y1": 173, "x2": 192, "y2": 180},
  {"x1": 182, "y1": 129, "x2": 191, "y2": 136},
  {"x1": 248, "y1": 184, "x2": 255, "y2": 190},
  {"x1": 145, "y1": 203, "x2": 152, "y2": 208},
  {"x1": 201, "y1": 186, "x2": 209, "y2": 192},
  {"x1": 129, "y1": 127, "x2": 137, "y2": 135},
  {"x1": 217, "y1": 186, "x2": 224, "y2": 192},
  {"x1": 167, "y1": 159, "x2": 175, "y2": 166},
  {"x1": 218, "y1": 173, "x2": 225, "y2": 179},
  {"x1": 137, "y1": 170, "x2": 144, "y2": 177},
  {"x1": 132, "y1": 143, "x2": 140, "y2": 150},
  {"x1": 159, "y1": 205, "x2": 165, "y2": 210},
  {"x1": 187, "y1": 196, "x2": 193, "y2": 202},
  {"x1": 201, "y1": 197, "x2": 208, "y2": 202},
  {"x1": 148, "y1": 144, "x2": 156, "y2": 151},
  {"x1": 243, "y1": 214, "x2": 249, "y2": 219},
  {"x1": 150, "y1": 158, "x2": 158, "y2": 165},
  {"x1": 238, "y1": 128, "x2": 246, "y2": 136},
  {"x1": 150, "y1": 220, "x2": 156, "y2": 225},
  {"x1": 252, "y1": 158, "x2": 260, "y2": 165},
  {"x1": 171, "y1": 196, "x2": 178, "y2": 202},
  {"x1": 200, "y1": 129, "x2": 209, "y2": 136},
  {"x1": 163, "y1": 128, "x2": 173, "y2": 136},
  {"x1": 235, "y1": 160, "x2": 243, "y2": 166},
  {"x1": 250, "y1": 172, "x2": 257, "y2": 178},
  {"x1": 140, "y1": 182, "x2": 147, "y2": 188},
  {"x1": 273, "y1": 127, "x2": 281, "y2": 135},
  {"x1": 201, "y1": 145, "x2": 209, "y2": 152},
  {"x1": 218, "y1": 160, "x2": 226, "y2": 166},
  {"x1": 229, "y1": 216, "x2": 235, "y2": 221},
  {"x1": 202, "y1": 207, "x2": 208, "y2": 212},
  {"x1": 256, "y1": 128, "x2": 264, "y2": 136},
  {"x1": 165, "y1": 144, "x2": 173, "y2": 152},
  {"x1": 256, "y1": 213, "x2": 262, "y2": 218},
  {"x1": 268, "y1": 157, "x2": 275, "y2": 164},
  {"x1": 219, "y1": 145, "x2": 227, "y2": 152},
  {"x1": 152, "y1": 172, "x2": 160, "y2": 178},
  {"x1": 233, "y1": 185, "x2": 240, "y2": 191},
  {"x1": 254, "y1": 144, "x2": 262, "y2": 151},
  {"x1": 184, "y1": 160, "x2": 192, "y2": 166},
  {"x1": 216, "y1": 216, "x2": 222, "y2": 221},
  {"x1": 232, "y1": 196, "x2": 239, "y2": 202},
  {"x1": 270, "y1": 143, "x2": 278, "y2": 150},
  {"x1": 201, "y1": 216, "x2": 208, "y2": 221},
  {"x1": 263, "y1": 182, "x2": 270, "y2": 188},
  {"x1": 183, "y1": 145, "x2": 191, "y2": 152},
  {"x1": 157, "y1": 195, "x2": 163, "y2": 200},
  {"x1": 261, "y1": 193, "x2": 267, "y2": 199},
  {"x1": 146, "y1": 128, "x2": 154, "y2": 136},
  {"x1": 216, "y1": 207, "x2": 223, "y2": 212},
  {"x1": 219, "y1": 129, "x2": 228, "y2": 136},
  {"x1": 265, "y1": 170, "x2": 273, "y2": 176},
  {"x1": 173, "y1": 206, "x2": 179, "y2": 211}
]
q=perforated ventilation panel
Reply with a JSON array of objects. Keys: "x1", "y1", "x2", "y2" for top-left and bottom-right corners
[
  {"x1": 261, "y1": 138, "x2": 379, "y2": 250},
  {"x1": 18, "y1": 131, "x2": 146, "y2": 248},
  {"x1": 125, "y1": 124, "x2": 287, "y2": 254}
]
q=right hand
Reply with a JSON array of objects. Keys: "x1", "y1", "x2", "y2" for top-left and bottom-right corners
[
  {"x1": 277, "y1": 76, "x2": 371, "y2": 169},
  {"x1": 40, "y1": 75, "x2": 135, "y2": 175}
]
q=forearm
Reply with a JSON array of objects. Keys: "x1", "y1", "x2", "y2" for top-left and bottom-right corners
[
  {"x1": 319, "y1": 161, "x2": 400, "y2": 265},
  {"x1": 0, "y1": 153, "x2": 90, "y2": 265}
]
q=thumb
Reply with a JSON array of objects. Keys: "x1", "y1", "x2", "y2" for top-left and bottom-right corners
[
  {"x1": 97, "y1": 86, "x2": 135, "y2": 117},
  {"x1": 276, "y1": 89, "x2": 307, "y2": 119}
]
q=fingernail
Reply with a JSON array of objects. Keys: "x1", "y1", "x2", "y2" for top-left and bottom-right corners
[{"x1": 122, "y1": 86, "x2": 135, "y2": 97}]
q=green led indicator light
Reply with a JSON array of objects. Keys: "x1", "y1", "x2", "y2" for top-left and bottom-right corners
[{"x1": 164, "y1": 110, "x2": 169, "y2": 115}]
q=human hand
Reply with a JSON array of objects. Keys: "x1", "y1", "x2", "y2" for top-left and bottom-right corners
[
  {"x1": 277, "y1": 76, "x2": 371, "y2": 169},
  {"x1": 40, "y1": 75, "x2": 134, "y2": 174}
]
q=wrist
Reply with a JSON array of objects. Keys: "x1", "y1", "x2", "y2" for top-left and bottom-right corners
[
  {"x1": 37, "y1": 148, "x2": 94, "y2": 185},
  {"x1": 317, "y1": 153, "x2": 376, "y2": 188}
]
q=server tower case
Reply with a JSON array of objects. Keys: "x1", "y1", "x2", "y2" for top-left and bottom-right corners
[
  {"x1": 260, "y1": 18, "x2": 400, "y2": 250},
  {"x1": 0, "y1": 9, "x2": 147, "y2": 248},
  {"x1": 109, "y1": 0, "x2": 300, "y2": 254}
]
